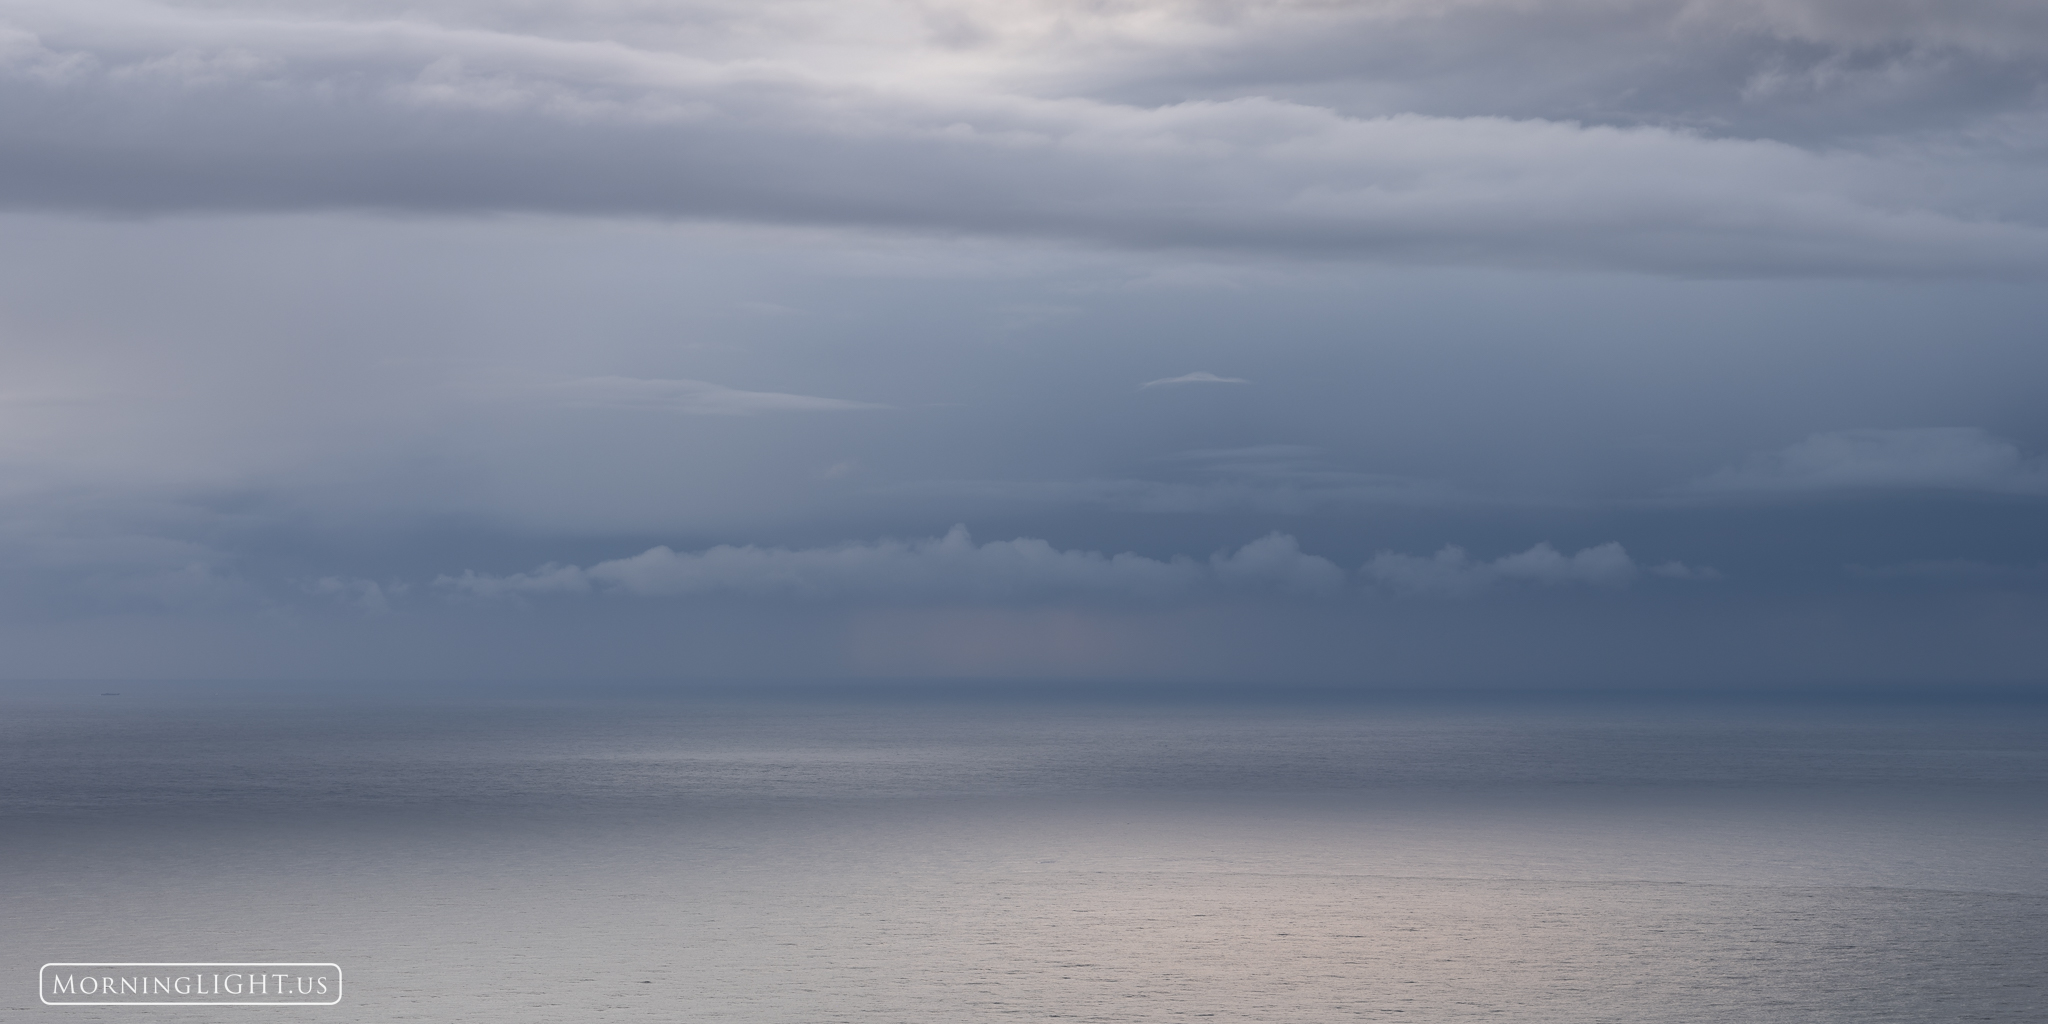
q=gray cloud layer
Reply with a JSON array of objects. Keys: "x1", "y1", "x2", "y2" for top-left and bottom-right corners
[
  {"x1": 4, "y1": 1, "x2": 2046, "y2": 275},
  {"x1": 436, "y1": 527, "x2": 1347, "y2": 603}
]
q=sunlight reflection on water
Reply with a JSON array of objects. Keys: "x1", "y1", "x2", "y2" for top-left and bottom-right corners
[{"x1": 5, "y1": 684, "x2": 2044, "y2": 1022}]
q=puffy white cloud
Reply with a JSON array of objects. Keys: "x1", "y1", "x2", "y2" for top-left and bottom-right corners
[
  {"x1": 436, "y1": 525, "x2": 1344, "y2": 603},
  {"x1": 1206, "y1": 532, "x2": 1347, "y2": 595},
  {"x1": 1362, "y1": 541, "x2": 1650, "y2": 596},
  {"x1": 1690, "y1": 427, "x2": 2048, "y2": 494}
]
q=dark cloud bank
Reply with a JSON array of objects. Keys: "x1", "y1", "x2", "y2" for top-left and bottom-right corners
[{"x1": 6, "y1": 0, "x2": 2048, "y2": 275}]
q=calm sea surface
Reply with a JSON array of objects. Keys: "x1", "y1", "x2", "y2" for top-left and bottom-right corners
[{"x1": 4, "y1": 683, "x2": 2044, "y2": 1022}]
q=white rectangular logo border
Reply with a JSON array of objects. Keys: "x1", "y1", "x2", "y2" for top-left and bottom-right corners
[{"x1": 39, "y1": 963, "x2": 343, "y2": 1006}]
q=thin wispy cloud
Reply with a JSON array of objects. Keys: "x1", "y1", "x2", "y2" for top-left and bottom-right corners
[
  {"x1": 882, "y1": 476, "x2": 1454, "y2": 515},
  {"x1": 887, "y1": 446, "x2": 1454, "y2": 514},
  {"x1": 1687, "y1": 428, "x2": 2048, "y2": 495},
  {"x1": 542, "y1": 377, "x2": 886, "y2": 416},
  {"x1": 1140, "y1": 372, "x2": 1251, "y2": 389}
]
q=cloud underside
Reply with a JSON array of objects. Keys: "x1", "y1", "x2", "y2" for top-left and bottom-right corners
[
  {"x1": 435, "y1": 527, "x2": 1696, "y2": 604},
  {"x1": 1, "y1": 2, "x2": 2045, "y2": 276}
]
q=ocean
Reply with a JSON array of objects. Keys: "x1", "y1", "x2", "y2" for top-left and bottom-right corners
[{"x1": 4, "y1": 682, "x2": 2044, "y2": 1021}]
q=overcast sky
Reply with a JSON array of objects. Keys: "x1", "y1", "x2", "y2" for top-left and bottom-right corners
[{"x1": 3, "y1": 0, "x2": 2045, "y2": 684}]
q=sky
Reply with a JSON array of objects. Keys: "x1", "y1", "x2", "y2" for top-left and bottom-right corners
[{"x1": 2, "y1": 0, "x2": 2046, "y2": 684}]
